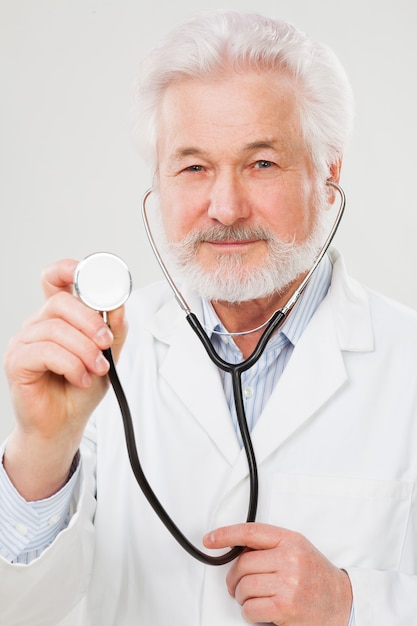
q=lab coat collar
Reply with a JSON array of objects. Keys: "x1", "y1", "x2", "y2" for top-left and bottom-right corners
[{"x1": 327, "y1": 248, "x2": 374, "y2": 352}]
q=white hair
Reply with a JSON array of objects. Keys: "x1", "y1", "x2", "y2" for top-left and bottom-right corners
[{"x1": 134, "y1": 10, "x2": 354, "y2": 176}]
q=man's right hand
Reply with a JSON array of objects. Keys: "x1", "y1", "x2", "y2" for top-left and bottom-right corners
[{"x1": 3, "y1": 258, "x2": 128, "y2": 501}]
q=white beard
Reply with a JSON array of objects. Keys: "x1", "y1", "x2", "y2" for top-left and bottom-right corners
[{"x1": 151, "y1": 184, "x2": 332, "y2": 304}]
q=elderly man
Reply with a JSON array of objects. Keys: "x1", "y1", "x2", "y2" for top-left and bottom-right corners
[{"x1": 1, "y1": 10, "x2": 416, "y2": 626}]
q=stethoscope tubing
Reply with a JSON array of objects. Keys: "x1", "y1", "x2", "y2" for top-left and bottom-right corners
[
  {"x1": 107, "y1": 181, "x2": 346, "y2": 566},
  {"x1": 104, "y1": 347, "x2": 246, "y2": 564}
]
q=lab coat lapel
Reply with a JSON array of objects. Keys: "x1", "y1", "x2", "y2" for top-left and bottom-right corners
[
  {"x1": 224, "y1": 250, "x2": 375, "y2": 484},
  {"x1": 147, "y1": 287, "x2": 241, "y2": 465},
  {"x1": 251, "y1": 296, "x2": 346, "y2": 462}
]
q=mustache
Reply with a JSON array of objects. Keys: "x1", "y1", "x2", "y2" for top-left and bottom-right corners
[{"x1": 173, "y1": 225, "x2": 294, "y2": 246}]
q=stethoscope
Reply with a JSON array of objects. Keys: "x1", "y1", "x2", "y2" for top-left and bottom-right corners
[{"x1": 74, "y1": 180, "x2": 346, "y2": 566}]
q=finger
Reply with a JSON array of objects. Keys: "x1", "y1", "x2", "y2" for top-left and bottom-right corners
[
  {"x1": 229, "y1": 568, "x2": 284, "y2": 625},
  {"x1": 20, "y1": 318, "x2": 111, "y2": 378},
  {"x1": 204, "y1": 522, "x2": 283, "y2": 551},
  {"x1": 41, "y1": 259, "x2": 79, "y2": 298},
  {"x1": 239, "y1": 596, "x2": 280, "y2": 625},
  {"x1": 8, "y1": 339, "x2": 100, "y2": 389},
  {"x1": 36, "y1": 292, "x2": 114, "y2": 350},
  {"x1": 234, "y1": 571, "x2": 277, "y2": 605},
  {"x1": 226, "y1": 547, "x2": 279, "y2": 600}
]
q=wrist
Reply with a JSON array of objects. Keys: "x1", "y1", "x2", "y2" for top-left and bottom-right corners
[{"x1": 3, "y1": 427, "x2": 80, "y2": 501}]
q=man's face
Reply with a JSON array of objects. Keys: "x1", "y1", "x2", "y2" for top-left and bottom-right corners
[{"x1": 155, "y1": 70, "x2": 328, "y2": 302}]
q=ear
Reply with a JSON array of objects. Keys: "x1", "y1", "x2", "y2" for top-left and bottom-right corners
[
  {"x1": 327, "y1": 158, "x2": 343, "y2": 184},
  {"x1": 325, "y1": 158, "x2": 343, "y2": 206}
]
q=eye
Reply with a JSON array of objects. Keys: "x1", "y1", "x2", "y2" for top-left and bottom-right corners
[
  {"x1": 184, "y1": 164, "x2": 205, "y2": 172},
  {"x1": 254, "y1": 160, "x2": 274, "y2": 169}
]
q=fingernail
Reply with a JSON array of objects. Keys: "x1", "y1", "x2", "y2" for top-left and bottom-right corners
[
  {"x1": 95, "y1": 326, "x2": 113, "y2": 346},
  {"x1": 204, "y1": 532, "x2": 215, "y2": 545},
  {"x1": 95, "y1": 354, "x2": 110, "y2": 374}
]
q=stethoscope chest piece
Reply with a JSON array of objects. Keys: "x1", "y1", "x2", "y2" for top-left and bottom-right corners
[{"x1": 74, "y1": 252, "x2": 132, "y2": 312}]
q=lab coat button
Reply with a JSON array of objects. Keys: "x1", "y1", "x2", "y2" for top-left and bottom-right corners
[{"x1": 15, "y1": 522, "x2": 28, "y2": 536}]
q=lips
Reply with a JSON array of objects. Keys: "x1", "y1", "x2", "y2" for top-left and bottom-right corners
[{"x1": 204, "y1": 238, "x2": 259, "y2": 250}]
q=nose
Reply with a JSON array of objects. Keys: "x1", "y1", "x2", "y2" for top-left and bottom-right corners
[{"x1": 207, "y1": 172, "x2": 251, "y2": 225}]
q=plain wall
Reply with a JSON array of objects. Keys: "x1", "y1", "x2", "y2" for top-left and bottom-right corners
[{"x1": 1, "y1": 0, "x2": 417, "y2": 443}]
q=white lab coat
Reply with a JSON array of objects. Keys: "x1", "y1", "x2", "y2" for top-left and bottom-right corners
[{"x1": 1, "y1": 249, "x2": 417, "y2": 625}]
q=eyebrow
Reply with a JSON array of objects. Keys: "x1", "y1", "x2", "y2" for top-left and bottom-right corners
[
  {"x1": 172, "y1": 147, "x2": 208, "y2": 160},
  {"x1": 172, "y1": 140, "x2": 280, "y2": 161},
  {"x1": 243, "y1": 140, "x2": 279, "y2": 152}
]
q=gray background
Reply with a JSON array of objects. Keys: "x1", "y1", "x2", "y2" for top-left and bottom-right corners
[{"x1": 1, "y1": 0, "x2": 417, "y2": 443}]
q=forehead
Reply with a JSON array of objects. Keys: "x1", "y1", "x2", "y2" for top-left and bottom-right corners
[{"x1": 156, "y1": 70, "x2": 305, "y2": 158}]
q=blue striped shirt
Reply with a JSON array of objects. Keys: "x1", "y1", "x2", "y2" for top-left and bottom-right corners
[
  {"x1": 202, "y1": 254, "x2": 332, "y2": 438},
  {"x1": 0, "y1": 453, "x2": 77, "y2": 563}
]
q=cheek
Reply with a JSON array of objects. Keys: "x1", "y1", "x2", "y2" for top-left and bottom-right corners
[
  {"x1": 160, "y1": 208, "x2": 177, "y2": 243},
  {"x1": 263, "y1": 190, "x2": 312, "y2": 241},
  {"x1": 159, "y1": 185, "x2": 209, "y2": 243},
  {"x1": 159, "y1": 196, "x2": 195, "y2": 244},
  {"x1": 278, "y1": 184, "x2": 317, "y2": 241}
]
